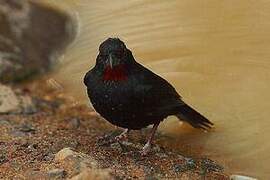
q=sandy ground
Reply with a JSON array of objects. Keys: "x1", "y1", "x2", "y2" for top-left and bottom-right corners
[{"x1": 0, "y1": 79, "x2": 229, "y2": 179}]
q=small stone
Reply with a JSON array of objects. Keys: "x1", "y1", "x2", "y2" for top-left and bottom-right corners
[
  {"x1": 0, "y1": 119, "x2": 11, "y2": 126},
  {"x1": 0, "y1": 84, "x2": 21, "y2": 114},
  {"x1": 27, "y1": 143, "x2": 38, "y2": 151},
  {"x1": 24, "y1": 170, "x2": 46, "y2": 179},
  {"x1": 19, "y1": 124, "x2": 36, "y2": 133},
  {"x1": 43, "y1": 152, "x2": 55, "y2": 162},
  {"x1": 156, "y1": 152, "x2": 168, "y2": 159},
  {"x1": 0, "y1": 84, "x2": 36, "y2": 114},
  {"x1": 47, "y1": 168, "x2": 66, "y2": 179},
  {"x1": 55, "y1": 147, "x2": 75, "y2": 162},
  {"x1": 54, "y1": 148, "x2": 106, "y2": 179},
  {"x1": 230, "y1": 175, "x2": 258, "y2": 180},
  {"x1": 69, "y1": 118, "x2": 81, "y2": 129},
  {"x1": 70, "y1": 168, "x2": 112, "y2": 180}
]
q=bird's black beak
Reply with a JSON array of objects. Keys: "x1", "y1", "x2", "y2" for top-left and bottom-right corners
[
  {"x1": 108, "y1": 53, "x2": 113, "y2": 69},
  {"x1": 107, "y1": 53, "x2": 121, "y2": 69},
  {"x1": 106, "y1": 53, "x2": 121, "y2": 69}
]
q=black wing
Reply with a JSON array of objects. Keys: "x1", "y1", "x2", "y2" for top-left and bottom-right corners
[
  {"x1": 132, "y1": 63, "x2": 213, "y2": 129},
  {"x1": 131, "y1": 63, "x2": 184, "y2": 116}
]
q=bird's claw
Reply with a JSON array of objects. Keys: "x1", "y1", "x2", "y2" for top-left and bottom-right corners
[
  {"x1": 115, "y1": 133, "x2": 128, "y2": 142},
  {"x1": 140, "y1": 142, "x2": 151, "y2": 156},
  {"x1": 115, "y1": 129, "x2": 129, "y2": 142},
  {"x1": 97, "y1": 134, "x2": 115, "y2": 146}
]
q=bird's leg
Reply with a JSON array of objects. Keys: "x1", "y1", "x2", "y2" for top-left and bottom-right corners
[
  {"x1": 141, "y1": 122, "x2": 160, "y2": 155},
  {"x1": 115, "y1": 129, "x2": 129, "y2": 141}
]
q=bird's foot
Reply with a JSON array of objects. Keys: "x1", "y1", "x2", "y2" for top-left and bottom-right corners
[
  {"x1": 97, "y1": 134, "x2": 115, "y2": 146},
  {"x1": 115, "y1": 133, "x2": 128, "y2": 142},
  {"x1": 140, "y1": 142, "x2": 151, "y2": 156},
  {"x1": 115, "y1": 129, "x2": 129, "y2": 142}
]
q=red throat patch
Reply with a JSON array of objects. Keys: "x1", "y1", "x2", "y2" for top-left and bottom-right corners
[{"x1": 103, "y1": 64, "x2": 128, "y2": 81}]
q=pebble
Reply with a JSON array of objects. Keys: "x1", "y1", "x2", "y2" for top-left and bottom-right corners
[
  {"x1": 55, "y1": 148, "x2": 112, "y2": 179},
  {"x1": 230, "y1": 175, "x2": 258, "y2": 180},
  {"x1": 55, "y1": 148, "x2": 98, "y2": 168},
  {"x1": 0, "y1": 84, "x2": 36, "y2": 114},
  {"x1": 55, "y1": 147, "x2": 75, "y2": 162},
  {"x1": 155, "y1": 153, "x2": 168, "y2": 159},
  {"x1": 19, "y1": 124, "x2": 36, "y2": 133},
  {"x1": 47, "y1": 168, "x2": 66, "y2": 179},
  {"x1": 70, "y1": 169, "x2": 111, "y2": 180},
  {"x1": 69, "y1": 118, "x2": 81, "y2": 129},
  {"x1": 0, "y1": 119, "x2": 11, "y2": 126}
]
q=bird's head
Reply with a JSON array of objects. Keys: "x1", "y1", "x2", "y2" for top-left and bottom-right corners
[
  {"x1": 96, "y1": 38, "x2": 135, "y2": 81},
  {"x1": 98, "y1": 38, "x2": 131, "y2": 68}
]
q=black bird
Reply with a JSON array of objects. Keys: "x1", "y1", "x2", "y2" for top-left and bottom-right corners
[{"x1": 84, "y1": 38, "x2": 213, "y2": 155}]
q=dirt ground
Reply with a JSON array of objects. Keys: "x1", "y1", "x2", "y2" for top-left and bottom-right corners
[{"x1": 0, "y1": 79, "x2": 229, "y2": 179}]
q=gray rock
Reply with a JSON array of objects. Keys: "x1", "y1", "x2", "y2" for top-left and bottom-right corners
[
  {"x1": 24, "y1": 170, "x2": 47, "y2": 179},
  {"x1": 55, "y1": 148, "x2": 98, "y2": 169},
  {"x1": 55, "y1": 148, "x2": 112, "y2": 179},
  {"x1": 0, "y1": 0, "x2": 76, "y2": 83},
  {"x1": 0, "y1": 84, "x2": 36, "y2": 114},
  {"x1": 156, "y1": 152, "x2": 168, "y2": 159},
  {"x1": 55, "y1": 148, "x2": 77, "y2": 162},
  {"x1": 47, "y1": 168, "x2": 66, "y2": 179}
]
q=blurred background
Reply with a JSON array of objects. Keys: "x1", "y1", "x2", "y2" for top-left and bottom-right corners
[{"x1": 1, "y1": 0, "x2": 270, "y2": 178}]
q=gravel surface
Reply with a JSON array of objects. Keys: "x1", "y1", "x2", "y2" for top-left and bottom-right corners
[{"x1": 0, "y1": 80, "x2": 229, "y2": 179}]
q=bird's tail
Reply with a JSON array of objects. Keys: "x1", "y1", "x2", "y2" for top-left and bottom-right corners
[{"x1": 176, "y1": 104, "x2": 213, "y2": 130}]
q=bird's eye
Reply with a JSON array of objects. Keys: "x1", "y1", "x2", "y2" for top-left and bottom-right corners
[{"x1": 98, "y1": 54, "x2": 106, "y2": 61}]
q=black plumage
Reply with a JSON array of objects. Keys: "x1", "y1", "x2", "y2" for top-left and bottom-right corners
[{"x1": 84, "y1": 38, "x2": 213, "y2": 154}]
